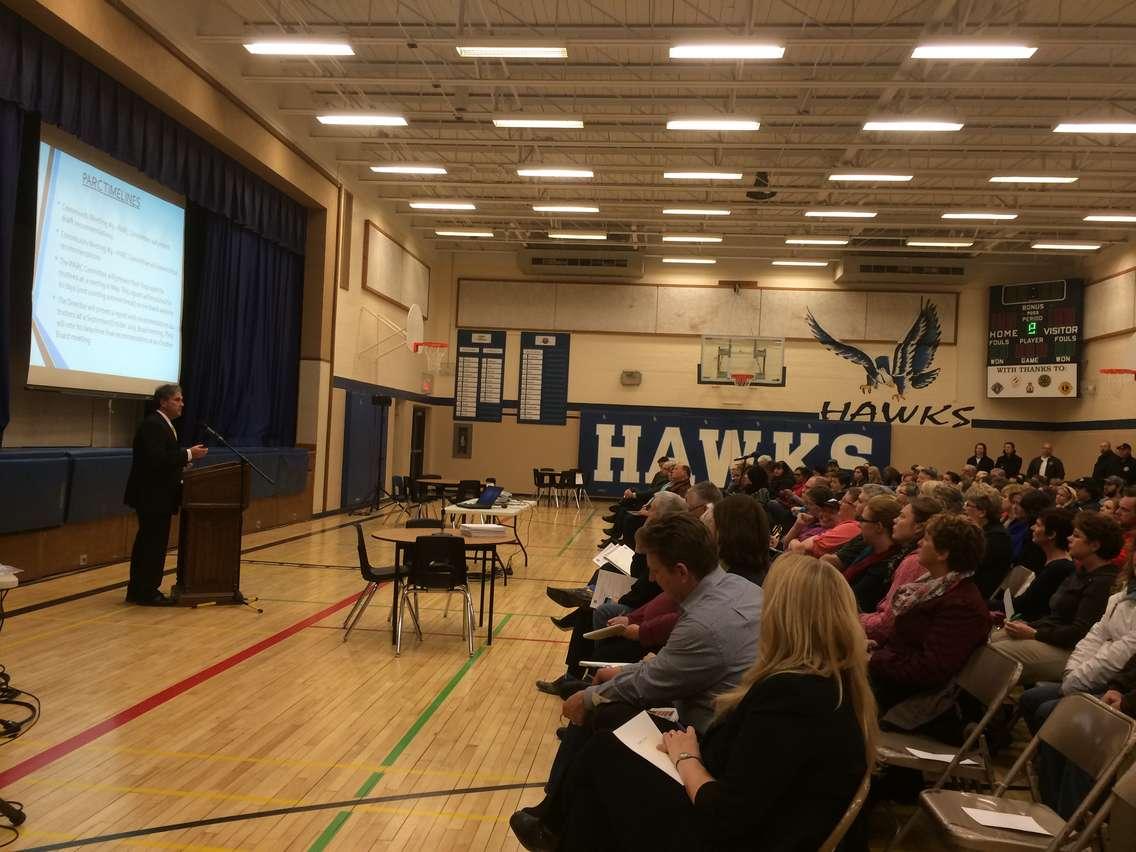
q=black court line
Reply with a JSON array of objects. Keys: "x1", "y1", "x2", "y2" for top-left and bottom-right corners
[{"x1": 20, "y1": 781, "x2": 544, "y2": 850}]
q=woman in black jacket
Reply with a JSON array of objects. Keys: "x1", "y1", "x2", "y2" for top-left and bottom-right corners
[
  {"x1": 967, "y1": 442, "x2": 995, "y2": 473},
  {"x1": 995, "y1": 441, "x2": 1023, "y2": 479},
  {"x1": 546, "y1": 554, "x2": 876, "y2": 852}
]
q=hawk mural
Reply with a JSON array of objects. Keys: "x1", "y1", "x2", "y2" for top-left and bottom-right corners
[{"x1": 806, "y1": 300, "x2": 942, "y2": 400}]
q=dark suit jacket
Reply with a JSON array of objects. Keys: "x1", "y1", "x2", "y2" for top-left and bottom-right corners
[
  {"x1": 124, "y1": 412, "x2": 187, "y2": 515},
  {"x1": 967, "y1": 455, "x2": 995, "y2": 473},
  {"x1": 1026, "y1": 455, "x2": 1065, "y2": 481},
  {"x1": 995, "y1": 452, "x2": 1023, "y2": 478}
]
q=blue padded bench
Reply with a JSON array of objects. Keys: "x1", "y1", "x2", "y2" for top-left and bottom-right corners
[
  {"x1": 195, "y1": 448, "x2": 285, "y2": 499},
  {"x1": 276, "y1": 448, "x2": 309, "y2": 496},
  {"x1": 0, "y1": 450, "x2": 70, "y2": 534},
  {"x1": 66, "y1": 448, "x2": 134, "y2": 523}
]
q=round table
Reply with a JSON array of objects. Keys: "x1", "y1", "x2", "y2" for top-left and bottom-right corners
[{"x1": 370, "y1": 527, "x2": 515, "y2": 645}]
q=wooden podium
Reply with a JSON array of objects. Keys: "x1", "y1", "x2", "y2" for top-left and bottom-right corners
[{"x1": 171, "y1": 461, "x2": 251, "y2": 606}]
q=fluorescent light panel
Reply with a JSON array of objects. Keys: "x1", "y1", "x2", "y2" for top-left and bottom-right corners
[
  {"x1": 317, "y1": 114, "x2": 406, "y2": 126},
  {"x1": 455, "y1": 44, "x2": 566, "y2": 59},
  {"x1": 244, "y1": 40, "x2": 354, "y2": 55},
  {"x1": 772, "y1": 260, "x2": 829, "y2": 267},
  {"x1": 409, "y1": 201, "x2": 475, "y2": 210},
  {"x1": 669, "y1": 42, "x2": 784, "y2": 60},
  {"x1": 1031, "y1": 241, "x2": 1101, "y2": 250},
  {"x1": 911, "y1": 44, "x2": 1036, "y2": 60},
  {"x1": 1055, "y1": 122, "x2": 1136, "y2": 134},
  {"x1": 941, "y1": 212, "x2": 1017, "y2": 220},
  {"x1": 1084, "y1": 214, "x2": 1136, "y2": 222},
  {"x1": 662, "y1": 207, "x2": 731, "y2": 216},
  {"x1": 662, "y1": 234, "x2": 723, "y2": 243},
  {"x1": 371, "y1": 164, "x2": 447, "y2": 175},
  {"x1": 435, "y1": 229, "x2": 494, "y2": 238},
  {"x1": 493, "y1": 117, "x2": 584, "y2": 128},
  {"x1": 805, "y1": 209, "x2": 877, "y2": 219},
  {"x1": 548, "y1": 231, "x2": 606, "y2": 240},
  {"x1": 906, "y1": 239, "x2": 975, "y2": 247},
  {"x1": 663, "y1": 171, "x2": 744, "y2": 180},
  {"x1": 786, "y1": 238, "x2": 849, "y2": 245},
  {"x1": 989, "y1": 175, "x2": 1078, "y2": 184},
  {"x1": 517, "y1": 167, "x2": 593, "y2": 178},
  {"x1": 863, "y1": 120, "x2": 964, "y2": 132},
  {"x1": 828, "y1": 173, "x2": 913, "y2": 182},
  {"x1": 662, "y1": 257, "x2": 717, "y2": 264},
  {"x1": 666, "y1": 117, "x2": 760, "y2": 131},
  {"x1": 533, "y1": 205, "x2": 600, "y2": 213}
]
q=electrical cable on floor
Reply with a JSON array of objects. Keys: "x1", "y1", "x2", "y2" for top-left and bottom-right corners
[{"x1": 0, "y1": 663, "x2": 41, "y2": 843}]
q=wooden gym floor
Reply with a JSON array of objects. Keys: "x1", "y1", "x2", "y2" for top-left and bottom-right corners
[{"x1": 0, "y1": 502, "x2": 951, "y2": 851}]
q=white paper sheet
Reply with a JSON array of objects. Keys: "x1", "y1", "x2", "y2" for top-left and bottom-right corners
[
  {"x1": 592, "y1": 543, "x2": 619, "y2": 568},
  {"x1": 579, "y1": 661, "x2": 635, "y2": 670},
  {"x1": 590, "y1": 571, "x2": 634, "y2": 608},
  {"x1": 1003, "y1": 588, "x2": 1015, "y2": 619},
  {"x1": 602, "y1": 545, "x2": 636, "y2": 575},
  {"x1": 612, "y1": 711, "x2": 683, "y2": 784},
  {"x1": 961, "y1": 807, "x2": 1053, "y2": 835},
  {"x1": 905, "y1": 747, "x2": 980, "y2": 766}
]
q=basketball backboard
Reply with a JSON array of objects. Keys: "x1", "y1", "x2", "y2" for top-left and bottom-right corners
[{"x1": 698, "y1": 335, "x2": 786, "y2": 386}]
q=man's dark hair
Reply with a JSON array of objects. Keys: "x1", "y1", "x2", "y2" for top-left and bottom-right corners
[
  {"x1": 805, "y1": 484, "x2": 834, "y2": 508},
  {"x1": 744, "y1": 464, "x2": 769, "y2": 492},
  {"x1": 1074, "y1": 510, "x2": 1124, "y2": 560},
  {"x1": 1019, "y1": 489, "x2": 1055, "y2": 520},
  {"x1": 713, "y1": 496, "x2": 770, "y2": 583},
  {"x1": 635, "y1": 513, "x2": 718, "y2": 579},
  {"x1": 925, "y1": 513, "x2": 986, "y2": 574},
  {"x1": 676, "y1": 464, "x2": 692, "y2": 477},
  {"x1": 1077, "y1": 479, "x2": 1103, "y2": 499},
  {"x1": 153, "y1": 384, "x2": 181, "y2": 405},
  {"x1": 658, "y1": 456, "x2": 671, "y2": 465},
  {"x1": 1038, "y1": 508, "x2": 1075, "y2": 551},
  {"x1": 965, "y1": 490, "x2": 1002, "y2": 525}
]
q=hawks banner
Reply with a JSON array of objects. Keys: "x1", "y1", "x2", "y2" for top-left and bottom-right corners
[{"x1": 579, "y1": 408, "x2": 890, "y2": 495}]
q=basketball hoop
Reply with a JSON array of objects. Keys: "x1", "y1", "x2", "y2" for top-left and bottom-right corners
[
  {"x1": 1100, "y1": 367, "x2": 1136, "y2": 395},
  {"x1": 414, "y1": 341, "x2": 449, "y2": 376},
  {"x1": 729, "y1": 372, "x2": 755, "y2": 388}
]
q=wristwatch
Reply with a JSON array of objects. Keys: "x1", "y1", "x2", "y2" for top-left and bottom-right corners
[{"x1": 675, "y1": 752, "x2": 701, "y2": 768}]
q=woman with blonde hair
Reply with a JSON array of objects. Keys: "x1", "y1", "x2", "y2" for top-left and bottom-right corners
[{"x1": 545, "y1": 554, "x2": 877, "y2": 851}]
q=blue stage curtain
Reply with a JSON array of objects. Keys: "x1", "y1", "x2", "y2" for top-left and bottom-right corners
[
  {"x1": 0, "y1": 5, "x2": 306, "y2": 255},
  {"x1": 0, "y1": 100, "x2": 23, "y2": 441},
  {"x1": 180, "y1": 205, "x2": 302, "y2": 447}
]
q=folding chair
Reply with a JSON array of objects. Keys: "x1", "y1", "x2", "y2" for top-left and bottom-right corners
[
  {"x1": 571, "y1": 468, "x2": 591, "y2": 506},
  {"x1": 881, "y1": 645, "x2": 1023, "y2": 800},
  {"x1": 1068, "y1": 760, "x2": 1136, "y2": 851},
  {"x1": 388, "y1": 475, "x2": 413, "y2": 521},
  {"x1": 554, "y1": 469, "x2": 576, "y2": 507},
  {"x1": 1000, "y1": 564, "x2": 1037, "y2": 599},
  {"x1": 906, "y1": 694, "x2": 1136, "y2": 851},
  {"x1": 342, "y1": 523, "x2": 398, "y2": 642},
  {"x1": 396, "y1": 534, "x2": 476, "y2": 657},
  {"x1": 819, "y1": 767, "x2": 873, "y2": 852}
]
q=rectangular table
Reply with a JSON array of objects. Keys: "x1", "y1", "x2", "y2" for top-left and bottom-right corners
[{"x1": 442, "y1": 499, "x2": 537, "y2": 565}]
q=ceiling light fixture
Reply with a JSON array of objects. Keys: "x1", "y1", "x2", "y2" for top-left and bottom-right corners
[
  {"x1": 828, "y1": 173, "x2": 913, "y2": 182},
  {"x1": 435, "y1": 229, "x2": 494, "y2": 238},
  {"x1": 669, "y1": 43, "x2": 784, "y2": 60},
  {"x1": 662, "y1": 257, "x2": 717, "y2": 264},
  {"x1": 532, "y1": 205, "x2": 600, "y2": 213},
  {"x1": 1084, "y1": 214, "x2": 1136, "y2": 222},
  {"x1": 1031, "y1": 241, "x2": 1101, "y2": 250},
  {"x1": 906, "y1": 239, "x2": 975, "y2": 248},
  {"x1": 663, "y1": 171, "x2": 744, "y2": 180},
  {"x1": 989, "y1": 175, "x2": 1078, "y2": 184},
  {"x1": 941, "y1": 212, "x2": 1018, "y2": 220},
  {"x1": 1055, "y1": 122, "x2": 1136, "y2": 134},
  {"x1": 772, "y1": 260, "x2": 830, "y2": 267},
  {"x1": 371, "y1": 164, "x2": 447, "y2": 175},
  {"x1": 666, "y1": 117, "x2": 761, "y2": 131},
  {"x1": 517, "y1": 167, "x2": 594, "y2": 178},
  {"x1": 785, "y1": 238, "x2": 849, "y2": 246},
  {"x1": 455, "y1": 44, "x2": 566, "y2": 59},
  {"x1": 805, "y1": 209, "x2": 877, "y2": 219},
  {"x1": 493, "y1": 116, "x2": 584, "y2": 128},
  {"x1": 408, "y1": 201, "x2": 476, "y2": 210},
  {"x1": 863, "y1": 120, "x2": 964, "y2": 132},
  {"x1": 548, "y1": 231, "x2": 607, "y2": 240},
  {"x1": 662, "y1": 208, "x2": 731, "y2": 216},
  {"x1": 911, "y1": 43, "x2": 1037, "y2": 60},
  {"x1": 662, "y1": 234, "x2": 723, "y2": 243},
  {"x1": 244, "y1": 40, "x2": 354, "y2": 56},
  {"x1": 317, "y1": 114, "x2": 407, "y2": 126}
]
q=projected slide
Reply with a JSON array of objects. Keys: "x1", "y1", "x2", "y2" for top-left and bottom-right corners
[{"x1": 29, "y1": 138, "x2": 185, "y2": 396}]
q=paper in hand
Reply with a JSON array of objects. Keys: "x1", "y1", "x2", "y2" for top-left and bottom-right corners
[
  {"x1": 1003, "y1": 588, "x2": 1015, "y2": 619},
  {"x1": 613, "y1": 711, "x2": 683, "y2": 784}
]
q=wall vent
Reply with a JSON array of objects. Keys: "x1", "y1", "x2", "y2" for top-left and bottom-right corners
[
  {"x1": 834, "y1": 255, "x2": 968, "y2": 284},
  {"x1": 518, "y1": 250, "x2": 645, "y2": 278}
]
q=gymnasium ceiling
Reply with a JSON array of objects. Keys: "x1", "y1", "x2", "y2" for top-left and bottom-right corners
[{"x1": 120, "y1": 0, "x2": 1136, "y2": 264}]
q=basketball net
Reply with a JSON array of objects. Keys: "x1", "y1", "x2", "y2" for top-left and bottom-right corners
[
  {"x1": 414, "y1": 341, "x2": 449, "y2": 376},
  {"x1": 1099, "y1": 368, "x2": 1136, "y2": 397}
]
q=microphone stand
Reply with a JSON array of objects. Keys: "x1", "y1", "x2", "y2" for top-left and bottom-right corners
[{"x1": 200, "y1": 424, "x2": 272, "y2": 613}]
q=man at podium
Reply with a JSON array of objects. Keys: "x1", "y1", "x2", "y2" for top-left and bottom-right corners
[{"x1": 123, "y1": 384, "x2": 208, "y2": 605}]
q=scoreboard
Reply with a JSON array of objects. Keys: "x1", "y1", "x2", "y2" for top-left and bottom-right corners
[{"x1": 986, "y1": 279, "x2": 1083, "y2": 398}]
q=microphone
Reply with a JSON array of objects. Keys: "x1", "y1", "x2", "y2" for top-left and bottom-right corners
[
  {"x1": 732, "y1": 450, "x2": 761, "y2": 462},
  {"x1": 201, "y1": 423, "x2": 221, "y2": 440}
]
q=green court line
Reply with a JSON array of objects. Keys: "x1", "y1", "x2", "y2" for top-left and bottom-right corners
[
  {"x1": 308, "y1": 614, "x2": 513, "y2": 851},
  {"x1": 556, "y1": 508, "x2": 597, "y2": 556}
]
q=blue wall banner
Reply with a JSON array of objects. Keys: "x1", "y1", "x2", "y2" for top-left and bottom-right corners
[
  {"x1": 454, "y1": 329, "x2": 506, "y2": 422},
  {"x1": 579, "y1": 408, "x2": 890, "y2": 495},
  {"x1": 518, "y1": 332, "x2": 571, "y2": 425}
]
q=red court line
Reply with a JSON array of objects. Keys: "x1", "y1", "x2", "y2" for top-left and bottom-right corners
[
  {"x1": 0, "y1": 591, "x2": 363, "y2": 790},
  {"x1": 496, "y1": 636, "x2": 570, "y2": 645}
]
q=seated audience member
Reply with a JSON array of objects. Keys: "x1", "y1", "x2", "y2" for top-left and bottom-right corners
[
  {"x1": 869, "y1": 513, "x2": 991, "y2": 713},
  {"x1": 769, "y1": 460, "x2": 795, "y2": 494},
  {"x1": 993, "y1": 507, "x2": 1075, "y2": 621},
  {"x1": 788, "y1": 487, "x2": 861, "y2": 556},
  {"x1": 990, "y1": 510, "x2": 1120, "y2": 684},
  {"x1": 921, "y1": 480, "x2": 963, "y2": 515},
  {"x1": 916, "y1": 466, "x2": 938, "y2": 484},
  {"x1": 963, "y1": 485, "x2": 1014, "y2": 599},
  {"x1": 685, "y1": 481, "x2": 722, "y2": 524},
  {"x1": 780, "y1": 483, "x2": 832, "y2": 544},
  {"x1": 850, "y1": 465, "x2": 869, "y2": 486},
  {"x1": 842, "y1": 495, "x2": 903, "y2": 602},
  {"x1": 942, "y1": 471, "x2": 963, "y2": 486},
  {"x1": 600, "y1": 463, "x2": 692, "y2": 545},
  {"x1": 723, "y1": 461, "x2": 746, "y2": 495},
  {"x1": 988, "y1": 468, "x2": 1008, "y2": 491},
  {"x1": 511, "y1": 515, "x2": 764, "y2": 850},
  {"x1": 1053, "y1": 482, "x2": 1077, "y2": 509},
  {"x1": 823, "y1": 485, "x2": 892, "y2": 571},
  {"x1": 1100, "y1": 497, "x2": 1119, "y2": 519},
  {"x1": 881, "y1": 466, "x2": 902, "y2": 488},
  {"x1": 967, "y1": 442, "x2": 995, "y2": 473},
  {"x1": 741, "y1": 463, "x2": 771, "y2": 502},
  {"x1": 1102, "y1": 648, "x2": 1136, "y2": 716},
  {"x1": 1104, "y1": 475, "x2": 1126, "y2": 500},
  {"x1": 1116, "y1": 489, "x2": 1136, "y2": 562},
  {"x1": 514, "y1": 553, "x2": 875, "y2": 852},
  {"x1": 894, "y1": 481, "x2": 918, "y2": 506},
  {"x1": 1005, "y1": 488, "x2": 1054, "y2": 571},
  {"x1": 1069, "y1": 477, "x2": 1102, "y2": 513},
  {"x1": 861, "y1": 497, "x2": 944, "y2": 639}
]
